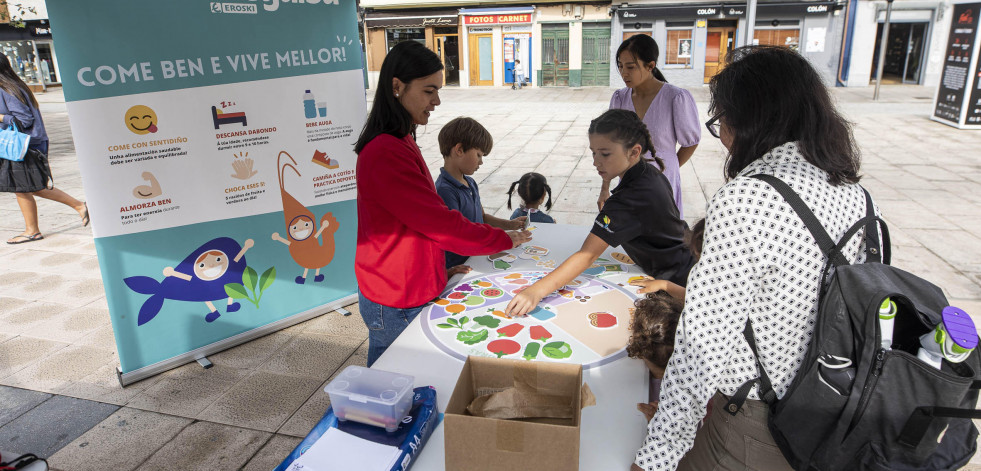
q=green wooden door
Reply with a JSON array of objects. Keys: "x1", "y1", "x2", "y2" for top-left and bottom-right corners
[
  {"x1": 582, "y1": 24, "x2": 611, "y2": 86},
  {"x1": 542, "y1": 24, "x2": 569, "y2": 86}
]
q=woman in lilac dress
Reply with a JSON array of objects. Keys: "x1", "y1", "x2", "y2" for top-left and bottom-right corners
[{"x1": 600, "y1": 35, "x2": 701, "y2": 218}]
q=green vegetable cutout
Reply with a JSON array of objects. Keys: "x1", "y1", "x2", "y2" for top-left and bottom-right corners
[
  {"x1": 493, "y1": 259, "x2": 512, "y2": 270},
  {"x1": 488, "y1": 339, "x2": 521, "y2": 358},
  {"x1": 523, "y1": 342, "x2": 541, "y2": 361},
  {"x1": 457, "y1": 329, "x2": 489, "y2": 345},
  {"x1": 437, "y1": 316, "x2": 471, "y2": 330},
  {"x1": 473, "y1": 315, "x2": 501, "y2": 328},
  {"x1": 542, "y1": 341, "x2": 573, "y2": 359},
  {"x1": 224, "y1": 266, "x2": 275, "y2": 308},
  {"x1": 497, "y1": 323, "x2": 524, "y2": 337}
]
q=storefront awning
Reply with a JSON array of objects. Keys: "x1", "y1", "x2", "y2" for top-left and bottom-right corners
[
  {"x1": 617, "y1": 1, "x2": 836, "y2": 21},
  {"x1": 365, "y1": 9, "x2": 460, "y2": 28}
]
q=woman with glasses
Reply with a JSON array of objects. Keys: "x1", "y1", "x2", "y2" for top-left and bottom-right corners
[
  {"x1": 632, "y1": 46, "x2": 876, "y2": 471},
  {"x1": 602, "y1": 34, "x2": 701, "y2": 218}
]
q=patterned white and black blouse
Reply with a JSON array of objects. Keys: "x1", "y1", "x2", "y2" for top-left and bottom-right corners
[{"x1": 635, "y1": 142, "x2": 879, "y2": 470}]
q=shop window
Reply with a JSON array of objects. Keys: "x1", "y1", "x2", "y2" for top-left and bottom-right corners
[
  {"x1": 386, "y1": 28, "x2": 426, "y2": 52},
  {"x1": 754, "y1": 29, "x2": 800, "y2": 51},
  {"x1": 1, "y1": 41, "x2": 42, "y2": 85},
  {"x1": 666, "y1": 29, "x2": 693, "y2": 67}
]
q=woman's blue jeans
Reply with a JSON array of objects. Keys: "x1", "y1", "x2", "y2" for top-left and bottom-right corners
[{"x1": 358, "y1": 291, "x2": 424, "y2": 367}]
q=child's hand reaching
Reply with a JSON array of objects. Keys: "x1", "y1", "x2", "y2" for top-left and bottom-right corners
[
  {"x1": 447, "y1": 265, "x2": 472, "y2": 278},
  {"x1": 630, "y1": 277, "x2": 669, "y2": 294},
  {"x1": 508, "y1": 216, "x2": 527, "y2": 230},
  {"x1": 630, "y1": 277, "x2": 685, "y2": 300},
  {"x1": 637, "y1": 401, "x2": 659, "y2": 423}
]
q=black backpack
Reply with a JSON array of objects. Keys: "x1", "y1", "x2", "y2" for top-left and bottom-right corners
[{"x1": 724, "y1": 174, "x2": 981, "y2": 470}]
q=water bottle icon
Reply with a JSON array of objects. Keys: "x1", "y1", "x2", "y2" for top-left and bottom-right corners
[{"x1": 303, "y1": 90, "x2": 317, "y2": 119}]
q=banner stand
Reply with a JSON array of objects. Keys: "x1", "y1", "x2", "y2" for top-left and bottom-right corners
[
  {"x1": 47, "y1": 0, "x2": 365, "y2": 383},
  {"x1": 116, "y1": 295, "x2": 357, "y2": 387}
]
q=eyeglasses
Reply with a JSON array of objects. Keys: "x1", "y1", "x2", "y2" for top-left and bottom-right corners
[{"x1": 705, "y1": 114, "x2": 722, "y2": 139}]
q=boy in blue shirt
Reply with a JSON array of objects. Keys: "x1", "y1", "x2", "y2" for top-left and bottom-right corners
[{"x1": 435, "y1": 117, "x2": 526, "y2": 269}]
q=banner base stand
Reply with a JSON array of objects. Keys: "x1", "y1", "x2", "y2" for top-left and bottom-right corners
[
  {"x1": 335, "y1": 307, "x2": 352, "y2": 317},
  {"x1": 196, "y1": 357, "x2": 214, "y2": 369},
  {"x1": 115, "y1": 294, "x2": 358, "y2": 387}
]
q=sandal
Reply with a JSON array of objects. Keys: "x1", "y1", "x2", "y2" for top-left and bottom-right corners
[
  {"x1": 6, "y1": 233, "x2": 44, "y2": 244},
  {"x1": 80, "y1": 203, "x2": 90, "y2": 227}
]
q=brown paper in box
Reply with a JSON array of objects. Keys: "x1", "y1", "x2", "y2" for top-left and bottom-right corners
[
  {"x1": 445, "y1": 356, "x2": 595, "y2": 471},
  {"x1": 467, "y1": 382, "x2": 596, "y2": 420}
]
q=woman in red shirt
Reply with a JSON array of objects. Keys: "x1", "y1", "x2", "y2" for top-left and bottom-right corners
[{"x1": 354, "y1": 41, "x2": 531, "y2": 366}]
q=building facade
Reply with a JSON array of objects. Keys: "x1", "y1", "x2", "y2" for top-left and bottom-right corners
[
  {"x1": 840, "y1": 0, "x2": 950, "y2": 87},
  {"x1": 611, "y1": 1, "x2": 844, "y2": 88},
  {"x1": 361, "y1": 0, "x2": 616, "y2": 88},
  {"x1": 1, "y1": 0, "x2": 61, "y2": 92}
]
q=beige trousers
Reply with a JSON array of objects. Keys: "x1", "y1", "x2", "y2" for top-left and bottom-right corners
[{"x1": 676, "y1": 392, "x2": 795, "y2": 471}]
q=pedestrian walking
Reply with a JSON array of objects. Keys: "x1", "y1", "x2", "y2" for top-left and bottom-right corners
[{"x1": 0, "y1": 54, "x2": 88, "y2": 244}]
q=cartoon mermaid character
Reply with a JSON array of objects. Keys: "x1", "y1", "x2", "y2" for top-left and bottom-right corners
[
  {"x1": 124, "y1": 237, "x2": 254, "y2": 325},
  {"x1": 271, "y1": 151, "x2": 339, "y2": 284}
]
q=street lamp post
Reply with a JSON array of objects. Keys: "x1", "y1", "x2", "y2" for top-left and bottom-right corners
[
  {"x1": 873, "y1": 0, "x2": 895, "y2": 101},
  {"x1": 745, "y1": 0, "x2": 758, "y2": 47}
]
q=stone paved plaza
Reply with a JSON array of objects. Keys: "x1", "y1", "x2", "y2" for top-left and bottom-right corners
[{"x1": 1, "y1": 85, "x2": 981, "y2": 470}]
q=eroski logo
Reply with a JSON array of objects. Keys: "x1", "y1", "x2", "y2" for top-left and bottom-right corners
[{"x1": 213, "y1": 0, "x2": 340, "y2": 13}]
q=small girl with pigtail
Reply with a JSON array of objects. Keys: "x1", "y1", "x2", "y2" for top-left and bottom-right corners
[
  {"x1": 505, "y1": 109, "x2": 695, "y2": 318},
  {"x1": 506, "y1": 172, "x2": 556, "y2": 224}
]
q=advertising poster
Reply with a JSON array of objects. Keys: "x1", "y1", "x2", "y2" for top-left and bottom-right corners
[
  {"x1": 933, "y1": 2, "x2": 981, "y2": 127},
  {"x1": 46, "y1": 0, "x2": 365, "y2": 384},
  {"x1": 966, "y1": 47, "x2": 981, "y2": 124}
]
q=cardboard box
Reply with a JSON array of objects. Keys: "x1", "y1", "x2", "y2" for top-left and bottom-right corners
[{"x1": 445, "y1": 356, "x2": 585, "y2": 471}]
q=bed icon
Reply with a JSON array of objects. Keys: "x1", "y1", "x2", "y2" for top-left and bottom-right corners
[{"x1": 212, "y1": 106, "x2": 247, "y2": 129}]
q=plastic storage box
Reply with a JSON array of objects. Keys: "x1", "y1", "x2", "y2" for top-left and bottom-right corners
[{"x1": 324, "y1": 366, "x2": 415, "y2": 432}]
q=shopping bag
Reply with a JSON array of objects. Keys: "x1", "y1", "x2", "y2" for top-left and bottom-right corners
[{"x1": 0, "y1": 121, "x2": 30, "y2": 162}]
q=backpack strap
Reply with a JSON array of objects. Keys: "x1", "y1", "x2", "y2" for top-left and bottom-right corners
[
  {"x1": 752, "y1": 174, "x2": 849, "y2": 267},
  {"x1": 724, "y1": 318, "x2": 777, "y2": 415},
  {"x1": 729, "y1": 174, "x2": 874, "y2": 415},
  {"x1": 897, "y1": 399, "x2": 981, "y2": 449},
  {"x1": 828, "y1": 188, "x2": 891, "y2": 266}
]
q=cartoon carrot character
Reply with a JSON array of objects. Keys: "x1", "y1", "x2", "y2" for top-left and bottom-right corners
[
  {"x1": 271, "y1": 151, "x2": 340, "y2": 285},
  {"x1": 488, "y1": 339, "x2": 521, "y2": 358}
]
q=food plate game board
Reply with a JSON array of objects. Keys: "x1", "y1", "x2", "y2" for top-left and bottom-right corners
[{"x1": 421, "y1": 268, "x2": 641, "y2": 369}]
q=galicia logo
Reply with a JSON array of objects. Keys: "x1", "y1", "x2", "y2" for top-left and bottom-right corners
[{"x1": 622, "y1": 11, "x2": 638, "y2": 17}]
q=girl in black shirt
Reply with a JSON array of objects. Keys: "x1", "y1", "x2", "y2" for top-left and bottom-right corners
[{"x1": 505, "y1": 109, "x2": 694, "y2": 317}]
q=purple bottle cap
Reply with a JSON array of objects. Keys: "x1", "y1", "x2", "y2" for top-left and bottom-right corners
[{"x1": 942, "y1": 306, "x2": 978, "y2": 350}]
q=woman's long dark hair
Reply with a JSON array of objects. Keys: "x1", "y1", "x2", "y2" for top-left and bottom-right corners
[
  {"x1": 616, "y1": 35, "x2": 668, "y2": 83},
  {"x1": 354, "y1": 41, "x2": 443, "y2": 154},
  {"x1": 588, "y1": 109, "x2": 665, "y2": 171},
  {"x1": 710, "y1": 46, "x2": 860, "y2": 185},
  {"x1": 0, "y1": 54, "x2": 38, "y2": 108}
]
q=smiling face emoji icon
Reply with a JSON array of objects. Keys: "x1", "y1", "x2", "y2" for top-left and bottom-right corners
[{"x1": 125, "y1": 105, "x2": 158, "y2": 135}]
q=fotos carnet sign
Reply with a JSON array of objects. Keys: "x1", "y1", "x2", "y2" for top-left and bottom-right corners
[{"x1": 464, "y1": 14, "x2": 532, "y2": 25}]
